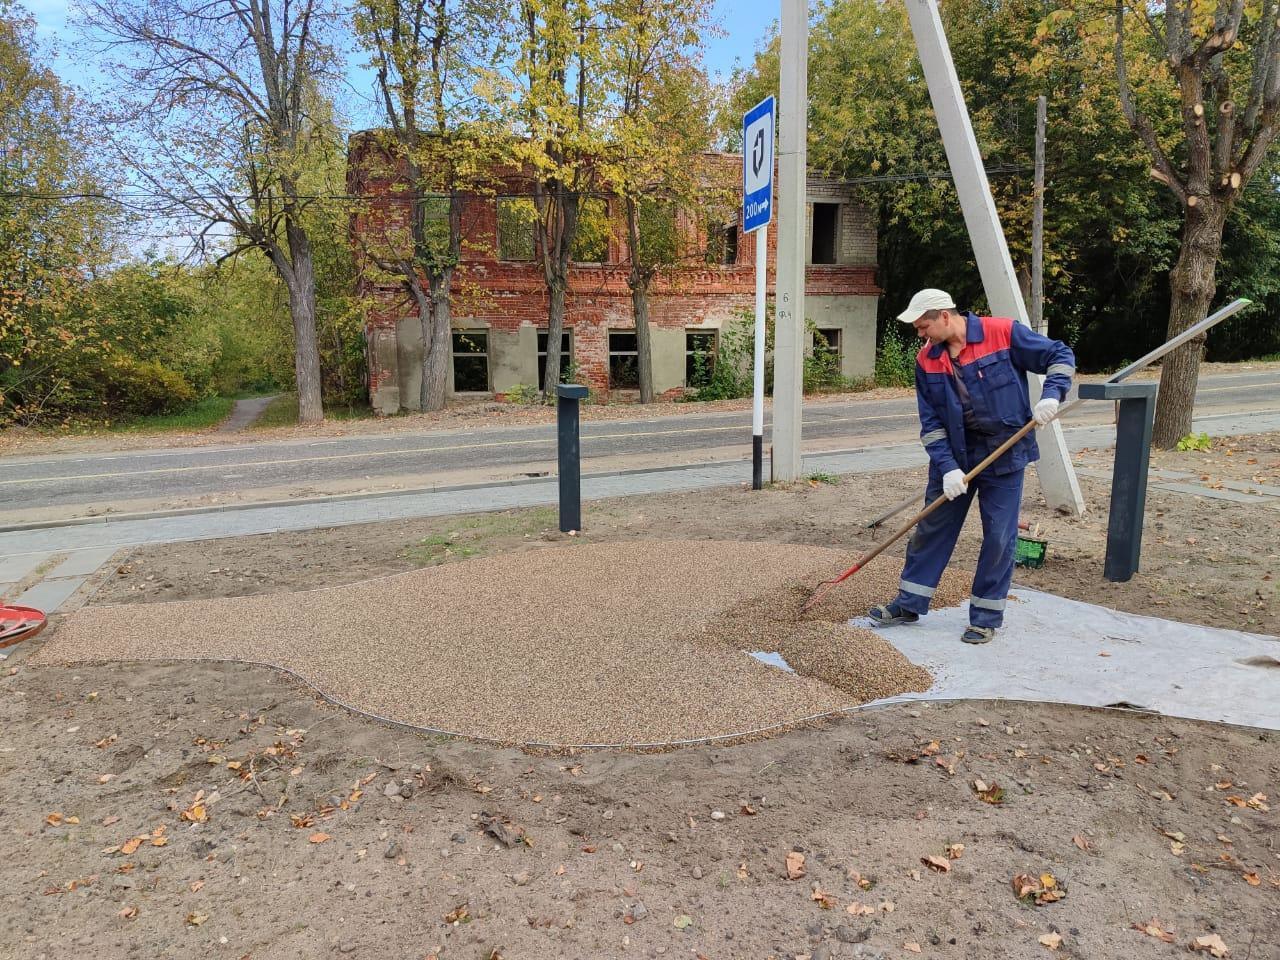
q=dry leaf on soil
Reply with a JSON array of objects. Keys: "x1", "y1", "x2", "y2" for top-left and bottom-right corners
[
  {"x1": 904, "y1": 942, "x2": 922, "y2": 954},
  {"x1": 922, "y1": 855, "x2": 951, "y2": 873},
  {"x1": 1132, "y1": 919, "x2": 1175, "y2": 943},
  {"x1": 308, "y1": 832, "x2": 331, "y2": 844},
  {"x1": 1071, "y1": 835, "x2": 1091, "y2": 851},
  {"x1": 1038, "y1": 932, "x2": 1063, "y2": 950}
]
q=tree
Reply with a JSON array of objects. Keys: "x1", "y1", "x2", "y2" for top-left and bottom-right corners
[
  {"x1": 512, "y1": 0, "x2": 609, "y2": 395},
  {"x1": 355, "y1": 0, "x2": 506, "y2": 410},
  {"x1": 0, "y1": 0, "x2": 117, "y2": 424},
  {"x1": 1070, "y1": 0, "x2": 1280, "y2": 445},
  {"x1": 602, "y1": 0, "x2": 715, "y2": 402},
  {"x1": 81, "y1": 0, "x2": 341, "y2": 423}
]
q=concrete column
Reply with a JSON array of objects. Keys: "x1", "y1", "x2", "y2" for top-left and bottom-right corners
[
  {"x1": 904, "y1": 0, "x2": 1084, "y2": 515},
  {"x1": 772, "y1": 0, "x2": 808, "y2": 482}
]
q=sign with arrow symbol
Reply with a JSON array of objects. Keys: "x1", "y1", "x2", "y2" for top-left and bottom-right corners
[{"x1": 742, "y1": 96, "x2": 775, "y2": 234}]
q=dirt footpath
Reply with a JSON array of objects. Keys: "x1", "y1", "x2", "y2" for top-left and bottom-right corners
[{"x1": 2, "y1": 433, "x2": 1277, "y2": 959}]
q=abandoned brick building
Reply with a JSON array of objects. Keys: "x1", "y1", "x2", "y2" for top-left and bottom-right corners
[{"x1": 348, "y1": 131, "x2": 881, "y2": 413}]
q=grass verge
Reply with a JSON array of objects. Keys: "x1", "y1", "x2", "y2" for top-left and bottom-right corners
[{"x1": 252, "y1": 393, "x2": 372, "y2": 429}]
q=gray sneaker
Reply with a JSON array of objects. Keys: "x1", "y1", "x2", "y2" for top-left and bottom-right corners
[{"x1": 868, "y1": 602, "x2": 920, "y2": 626}]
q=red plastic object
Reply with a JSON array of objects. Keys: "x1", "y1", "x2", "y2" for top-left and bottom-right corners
[{"x1": 0, "y1": 604, "x2": 46, "y2": 649}]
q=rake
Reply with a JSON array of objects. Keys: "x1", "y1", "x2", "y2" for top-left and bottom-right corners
[{"x1": 799, "y1": 297, "x2": 1252, "y2": 616}]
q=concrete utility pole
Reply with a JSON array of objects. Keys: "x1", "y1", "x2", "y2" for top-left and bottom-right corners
[
  {"x1": 904, "y1": 0, "x2": 1084, "y2": 515},
  {"x1": 1031, "y1": 95, "x2": 1047, "y2": 335},
  {"x1": 771, "y1": 0, "x2": 807, "y2": 482}
]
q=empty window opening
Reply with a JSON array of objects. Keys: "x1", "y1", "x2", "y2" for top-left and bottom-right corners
[
  {"x1": 496, "y1": 197, "x2": 536, "y2": 261},
  {"x1": 811, "y1": 203, "x2": 839, "y2": 265},
  {"x1": 815, "y1": 328, "x2": 842, "y2": 358},
  {"x1": 538, "y1": 329, "x2": 574, "y2": 385},
  {"x1": 608, "y1": 331, "x2": 640, "y2": 389},
  {"x1": 685, "y1": 330, "x2": 717, "y2": 387},
  {"x1": 452, "y1": 331, "x2": 490, "y2": 392}
]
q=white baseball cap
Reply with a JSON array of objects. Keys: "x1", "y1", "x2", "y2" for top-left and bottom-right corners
[{"x1": 897, "y1": 288, "x2": 956, "y2": 323}]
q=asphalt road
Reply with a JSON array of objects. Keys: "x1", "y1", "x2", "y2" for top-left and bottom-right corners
[{"x1": 2, "y1": 369, "x2": 1275, "y2": 521}]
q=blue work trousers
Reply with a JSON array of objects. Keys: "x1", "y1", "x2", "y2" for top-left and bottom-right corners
[{"x1": 892, "y1": 467, "x2": 1025, "y2": 629}]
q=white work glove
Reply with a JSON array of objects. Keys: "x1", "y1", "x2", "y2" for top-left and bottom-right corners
[
  {"x1": 942, "y1": 469, "x2": 968, "y2": 500},
  {"x1": 1033, "y1": 397, "x2": 1059, "y2": 426}
]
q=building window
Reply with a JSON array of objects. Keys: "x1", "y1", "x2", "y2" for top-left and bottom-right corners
[
  {"x1": 608, "y1": 331, "x2": 639, "y2": 388},
  {"x1": 685, "y1": 330, "x2": 716, "y2": 387},
  {"x1": 815, "y1": 327, "x2": 842, "y2": 358},
  {"x1": 452, "y1": 331, "x2": 489, "y2": 392},
  {"x1": 572, "y1": 196, "x2": 610, "y2": 263},
  {"x1": 811, "y1": 202, "x2": 839, "y2": 264},
  {"x1": 538, "y1": 329, "x2": 573, "y2": 385},
  {"x1": 496, "y1": 197, "x2": 536, "y2": 261},
  {"x1": 706, "y1": 223, "x2": 738, "y2": 265}
]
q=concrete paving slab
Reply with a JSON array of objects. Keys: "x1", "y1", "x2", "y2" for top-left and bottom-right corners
[
  {"x1": 0, "y1": 553, "x2": 49, "y2": 581},
  {"x1": 14, "y1": 577, "x2": 87, "y2": 614},
  {"x1": 45, "y1": 547, "x2": 119, "y2": 579},
  {"x1": 863, "y1": 587, "x2": 1280, "y2": 730}
]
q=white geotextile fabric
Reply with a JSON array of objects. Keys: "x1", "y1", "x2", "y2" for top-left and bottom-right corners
[{"x1": 856, "y1": 587, "x2": 1280, "y2": 730}]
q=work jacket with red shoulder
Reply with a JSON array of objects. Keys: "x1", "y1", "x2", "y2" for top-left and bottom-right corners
[{"x1": 916, "y1": 312, "x2": 1075, "y2": 476}]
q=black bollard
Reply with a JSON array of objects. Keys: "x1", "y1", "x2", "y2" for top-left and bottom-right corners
[
  {"x1": 556, "y1": 384, "x2": 589, "y2": 533},
  {"x1": 1078, "y1": 381, "x2": 1158, "y2": 582}
]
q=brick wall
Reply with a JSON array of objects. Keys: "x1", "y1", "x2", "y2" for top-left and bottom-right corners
[{"x1": 349, "y1": 133, "x2": 881, "y2": 406}]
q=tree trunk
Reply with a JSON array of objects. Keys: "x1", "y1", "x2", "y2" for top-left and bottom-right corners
[
  {"x1": 423, "y1": 268, "x2": 452, "y2": 409},
  {"x1": 631, "y1": 277, "x2": 654, "y2": 404},
  {"x1": 543, "y1": 278, "x2": 567, "y2": 394},
  {"x1": 283, "y1": 217, "x2": 324, "y2": 424},
  {"x1": 1152, "y1": 200, "x2": 1228, "y2": 448}
]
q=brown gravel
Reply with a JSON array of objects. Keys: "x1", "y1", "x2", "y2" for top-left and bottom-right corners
[{"x1": 36, "y1": 540, "x2": 963, "y2": 747}]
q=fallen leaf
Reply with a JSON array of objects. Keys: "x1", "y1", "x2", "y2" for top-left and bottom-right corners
[
  {"x1": 101, "y1": 815, "x2": 120, "y2": 827},
  {"x1": 846, "y1": 902, "x2": 874, "y2": 917},
  {"x1": 904, "y1": 942, "x2": 922, "y2": 954},
  {"x1": 118, "y1": 906, "x2": 137, "y2": 920},
  {"x1": 922, "y1": 855, "x2": 951, "y2": 873},
  {"x1": 810, "y1": 883, "x2": 835, "y2": 908},
  {"x1": 945, "y1": 843, "x2": 964, "y2": 860},
  {"x1": 444, "y1": 904, "x2": 470, "y2": 924},
  {"x1": 189, "y1": 880, "x2": 204, "y2": 893},
  {"x1": 1132, "y1": 918, "x2": 1175, "y2": 943},
  {"x1": 1243, "y1": 872, "x2": 1260, "y2": 886},
  {"x1": 973, "y1": 780, "x2": 1005, "y2": 804},
  {"x1": 1039, "y1": 932, "x2": 1063, "y2": 950},
  {"x1": 44, "y1": 813, "x2": 64, "y2": 827},
  {"x1": 120, "y1": 837, "x2": 143, "y2": 856},
  {"x1": 308, "y1": 832, "x2": 331, "y2": 844},
  {"x1": 785, "y1": 851, "x2": 806, "y2": 880},
  {"x1": 1071, "y1": 835, "x2": 1091, "y2": 851},
  {"x1": 185, "y1": 913, "x2": 208, "y2": 927},
  {"x1": 673, "y1": 914, "x2": 693, "y2": 929},
  {"x1": 1190, "y1": 933, "x2": 1230, "y2": 957}
]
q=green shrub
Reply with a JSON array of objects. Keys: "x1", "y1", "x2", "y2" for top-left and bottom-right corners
[
  {"x1": 91, "y1": 354, "x2": 196, "y2": 416},
  {"x1": 876, "y1": 323, "x2": 917, "y2": 387},
  {"x1": 504, "y1": 383, "x2": 540, "y2": 404}
]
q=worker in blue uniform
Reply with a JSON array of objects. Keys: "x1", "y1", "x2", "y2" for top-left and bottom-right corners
[{"x1": 868, "y1": 289, "x2": 1075, "y2": 643}]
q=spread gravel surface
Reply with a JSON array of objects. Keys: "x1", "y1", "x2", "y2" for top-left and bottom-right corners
[{"x1": 36, "y1": 540, "x2": 965, "y2": 747}]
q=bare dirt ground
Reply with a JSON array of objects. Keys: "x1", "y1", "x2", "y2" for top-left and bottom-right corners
[{"x1": 2, "y1": 433, "x2": 1277, "y2": 959}]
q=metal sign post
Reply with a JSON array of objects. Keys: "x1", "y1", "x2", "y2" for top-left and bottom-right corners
[{"x1": 743, "y1": 95, "x2": 775, "y2": 490}]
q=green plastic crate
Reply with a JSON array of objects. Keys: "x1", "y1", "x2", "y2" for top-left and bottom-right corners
[{"x1": 1014, "y1": 535, "x2": 1047, "y2": 569}]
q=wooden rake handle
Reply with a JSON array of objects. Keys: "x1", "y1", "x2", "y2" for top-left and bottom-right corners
[{"x1": 801, "y1": 401, "x2": 1081, "y2": 614}]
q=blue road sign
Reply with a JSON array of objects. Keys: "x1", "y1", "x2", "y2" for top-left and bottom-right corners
[{"x1": 742, "y1": 96, "x2": 775, "y2": 234}]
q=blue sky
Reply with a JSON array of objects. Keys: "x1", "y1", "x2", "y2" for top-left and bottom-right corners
[{"x1": 28, "y1": 0, "x2": 777, "y2": 104}]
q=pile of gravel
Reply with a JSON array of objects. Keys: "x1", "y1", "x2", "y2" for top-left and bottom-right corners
[{"x1": 36, "y1": 540, "x2": 965, "y2": 747}]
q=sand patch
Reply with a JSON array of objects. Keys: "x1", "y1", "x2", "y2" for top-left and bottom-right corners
[{"x1": 36, "y1": 540, "x2": 966, "y2": 746}]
